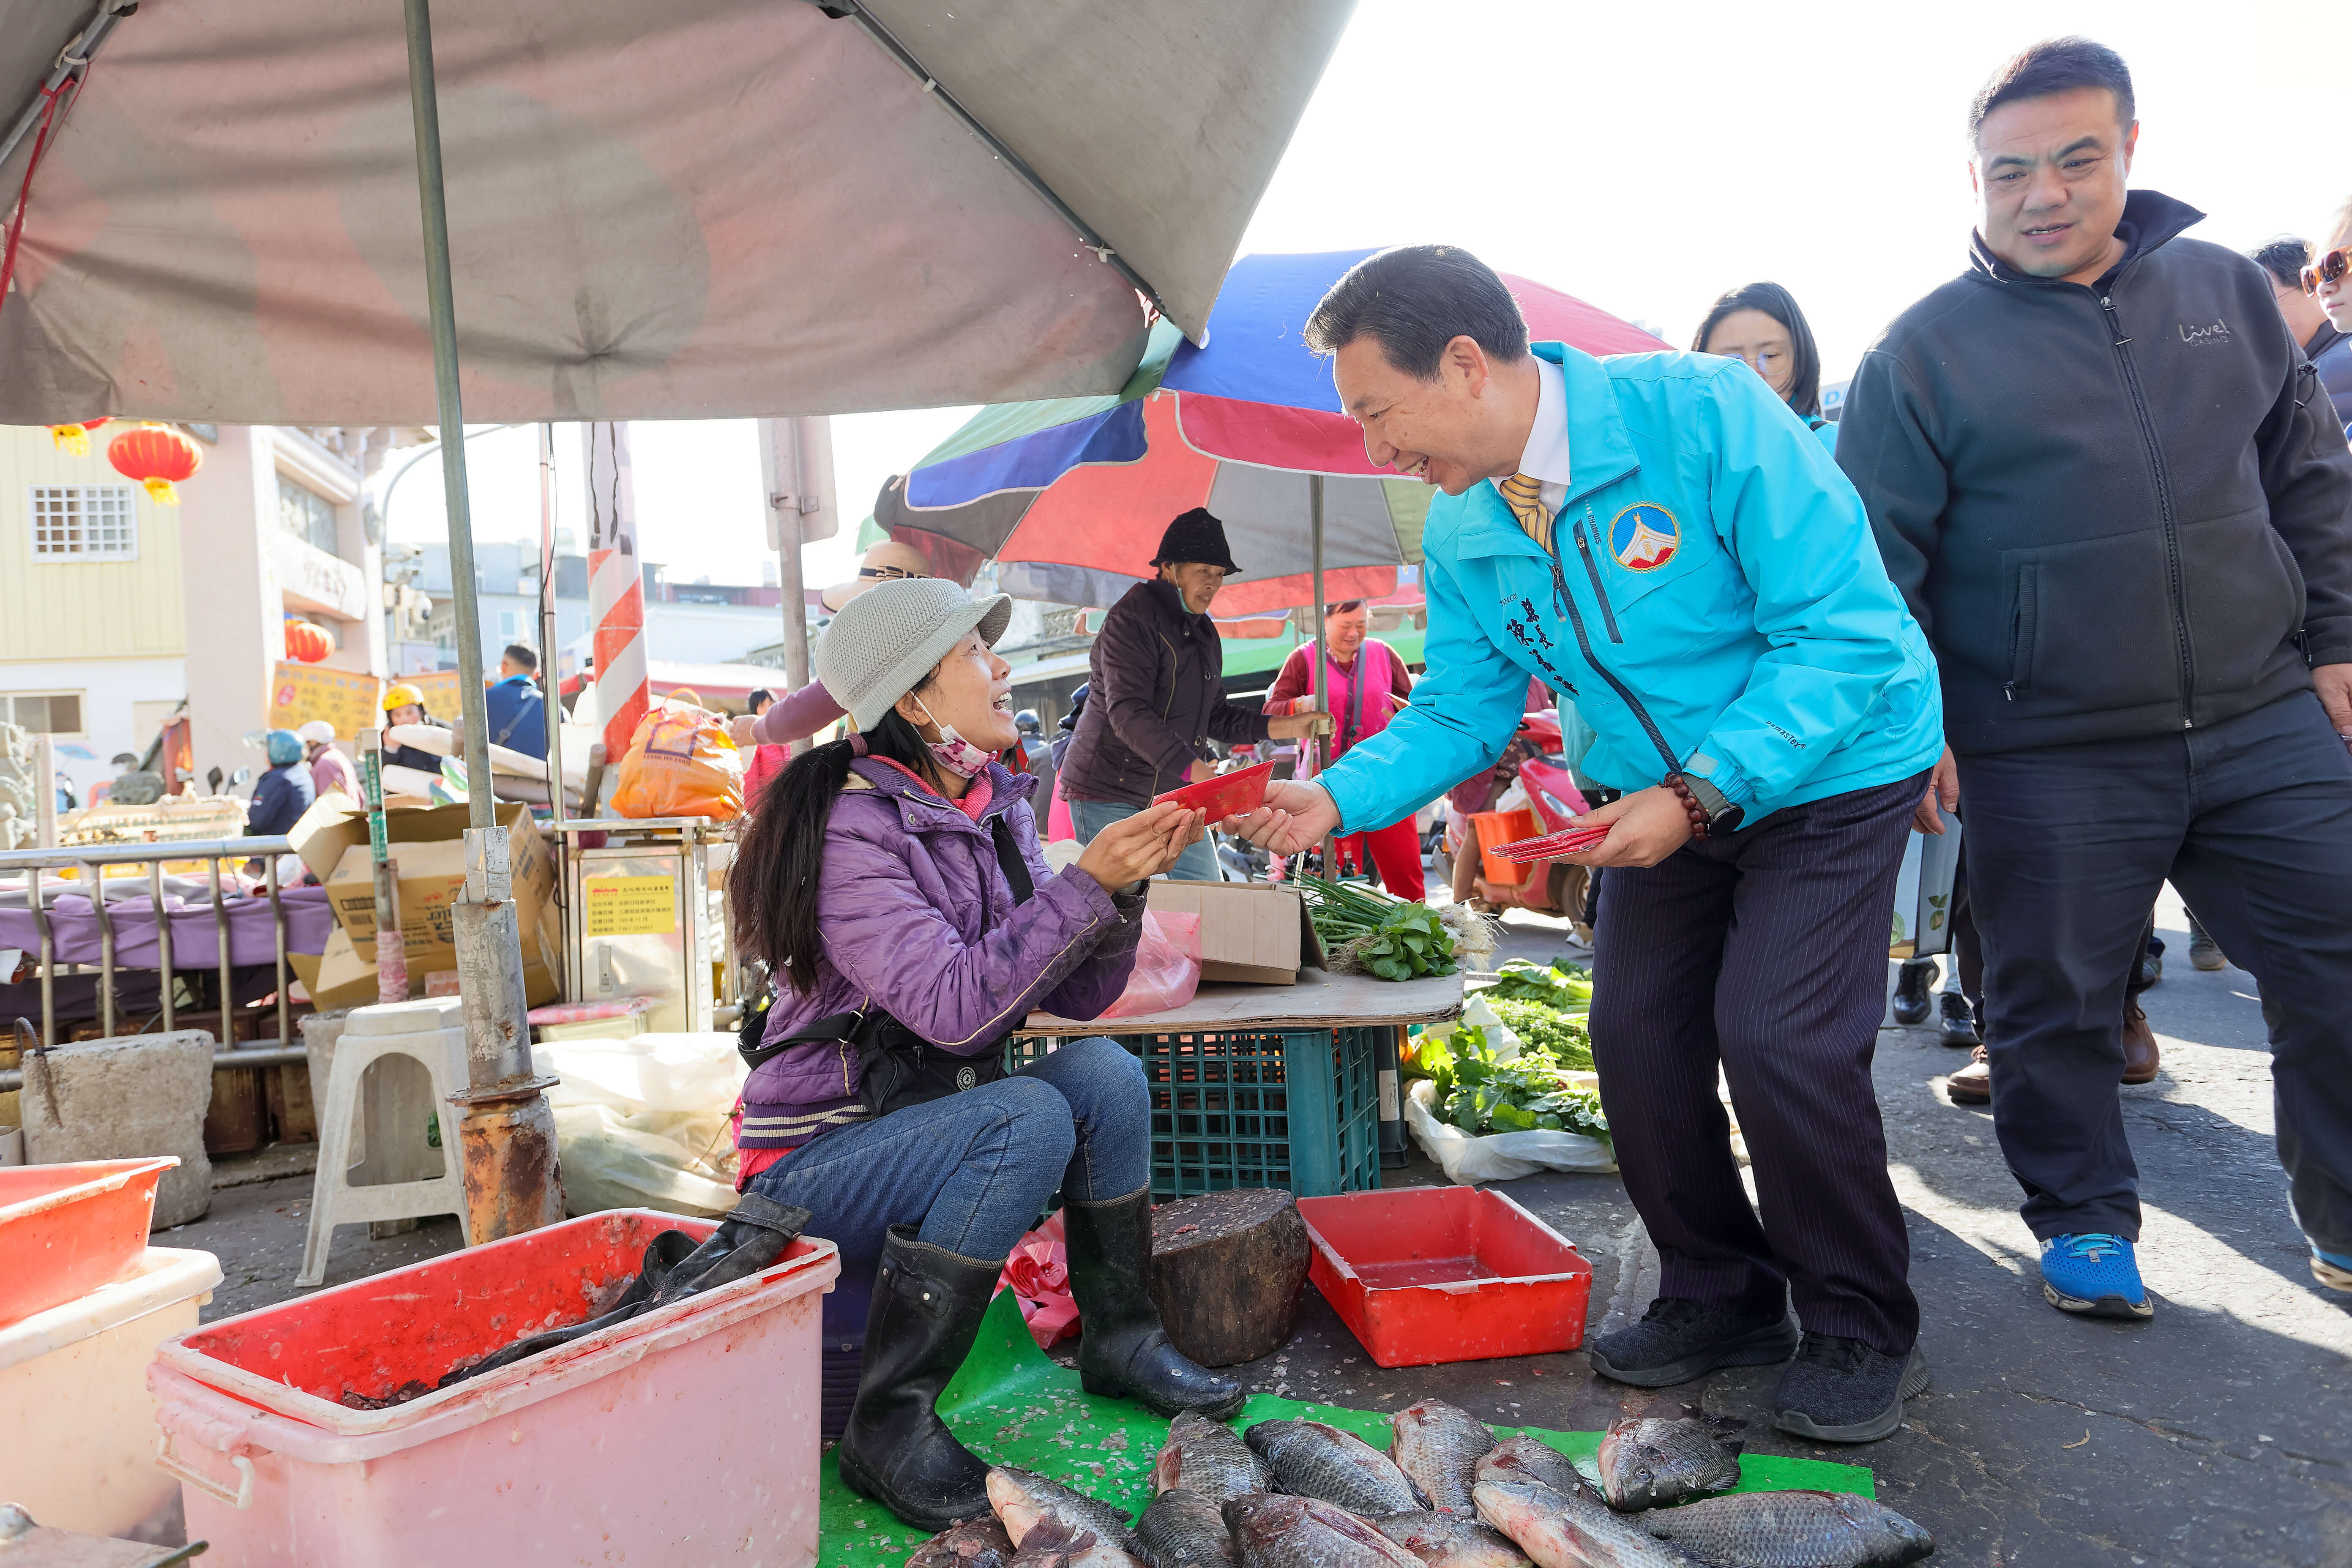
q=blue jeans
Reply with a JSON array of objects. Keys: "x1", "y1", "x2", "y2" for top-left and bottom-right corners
[
  {"x1": 1958, "y1": 691, "x2": 2352, "y2": 1251},
  {"x1": 750, "y1": 1035, "x2": 1149, "y2": 1340},
  {"x1": 1069, "y1": 797, "x2": 1224, "y2": 882}
]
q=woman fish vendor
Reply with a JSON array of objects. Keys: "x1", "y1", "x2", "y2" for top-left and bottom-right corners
[{"x1": 727, "y1": 577, "x2": 1235, "y2": 1530}]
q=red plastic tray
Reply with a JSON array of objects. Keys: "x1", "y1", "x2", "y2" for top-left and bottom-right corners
[
  {"x1": 1153, "y1": 759, "x2": 1275, "y2": 819},
  {"x1": 1298, "y1": 1187, "x2": 1592, "y2": 1368},
  {"x1": 0, "y1": 1156, "x2": 178, "y2": 1328}
]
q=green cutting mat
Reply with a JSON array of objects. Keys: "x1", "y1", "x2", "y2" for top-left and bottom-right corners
[{"x1": 815, "y1": 1293, "x2": 1875, "y2": 1568}]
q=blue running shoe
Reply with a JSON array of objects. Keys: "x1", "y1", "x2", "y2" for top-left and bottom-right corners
[
  {"x1": 2040, "y1": 1233, "x2": 2153, "y2": 1319},
  {"x1": 2314, "y1": 1250, "x2": 2352, "y2": 1292}
]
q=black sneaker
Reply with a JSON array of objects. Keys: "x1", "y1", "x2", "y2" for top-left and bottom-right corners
[
  {"x1": 1937, "y1": 991, "x2": 1980, "y2": 1049},
  {"x1": 1586, "y1": 1297, "x2": 1798, "y2": 1388},
  {"x1": 1889, "y1": 958, "x2": 1934, "y2": 1025},
  {"x1": 1771, "y1": 1333, "x2": 1930, "y2": 1442}
]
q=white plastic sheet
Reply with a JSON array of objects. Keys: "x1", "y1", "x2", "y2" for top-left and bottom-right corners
[
  {"x1": 534, "y1": 1032, "x2": 747, "y2": 1218},
  {"x1": 1405, "y1": 1078, "x2": 1617, "y2": 1185}
]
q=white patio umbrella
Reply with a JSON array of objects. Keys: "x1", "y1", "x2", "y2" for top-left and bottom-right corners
[{"x1": 0, "y1": 0, "x2": 1353, "y2": 1240}]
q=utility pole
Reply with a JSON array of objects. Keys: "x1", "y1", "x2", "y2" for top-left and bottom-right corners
[
  {"x1": 402, "y1": 0, "x2": 563, "y2": 1243},
  {"x1": 758, "y1": 417, "x2": 839, "y2": 735}
]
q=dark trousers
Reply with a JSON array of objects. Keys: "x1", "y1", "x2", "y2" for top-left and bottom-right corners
[
  {"x1": 1958, "y1": 691, "x2": 2352, "y2": 1250},
  {"x1": 1590, "y1": 770, "x2": 1928, "y2": 1355}
]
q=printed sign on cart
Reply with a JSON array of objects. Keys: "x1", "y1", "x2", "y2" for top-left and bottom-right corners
[
  {"x1": 269, "y1": 663, "x2": 382, "y2": 739},
  {"x1": 582, "y1": 874, "x2": 677, "y2": 937}
]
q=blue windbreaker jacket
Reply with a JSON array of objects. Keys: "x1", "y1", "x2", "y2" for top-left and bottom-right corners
[{"x1": 1319, "y1": 343, "x2": 1942, "y2": 834}]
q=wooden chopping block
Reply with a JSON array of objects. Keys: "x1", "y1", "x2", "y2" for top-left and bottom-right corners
[{"x1": 1147, "y1": 1188, "x2": 1310, "y2": 1367}]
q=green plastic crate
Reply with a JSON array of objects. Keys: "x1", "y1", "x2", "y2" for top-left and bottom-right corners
[{"x1": 1008, "y1": 1025, "x2": 1382, "y2": 1198}]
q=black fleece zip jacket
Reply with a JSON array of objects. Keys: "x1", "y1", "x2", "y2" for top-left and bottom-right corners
[{"x1": 1838, "y1": 189, "x2": 2352, "y2": 755}]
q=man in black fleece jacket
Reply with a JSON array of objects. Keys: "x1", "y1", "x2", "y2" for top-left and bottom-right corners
[{"x1": 1839, "y1": 38, "x2": 2352, "y2": 1316}]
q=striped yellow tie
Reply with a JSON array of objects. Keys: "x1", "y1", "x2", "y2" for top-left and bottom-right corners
[{"x1": 1499, "y1": 473, "x2": 1554, "y2": 552}]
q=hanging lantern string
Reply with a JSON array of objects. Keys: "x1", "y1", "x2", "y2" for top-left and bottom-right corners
[{"x1": 0, "y1": 70, "x2": 88, "y2": 317}]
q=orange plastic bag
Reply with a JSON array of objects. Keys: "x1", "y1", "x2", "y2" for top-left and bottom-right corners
[
  {"x1": 1100, "y1": 910, "x2": 1202, "y2": 1019},
  {"x1": 610, "y1": 692, "x2": 746, "y2": 820}
]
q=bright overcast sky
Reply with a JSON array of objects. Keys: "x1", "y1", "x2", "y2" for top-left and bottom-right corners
[{"x1": 390, "y1": 0, "x2": 2351, "y2": 596}]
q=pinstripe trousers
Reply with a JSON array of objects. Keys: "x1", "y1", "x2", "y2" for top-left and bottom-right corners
[{"x1": 1589, "y1": 770, "x2": 1929, "y2": 1355}]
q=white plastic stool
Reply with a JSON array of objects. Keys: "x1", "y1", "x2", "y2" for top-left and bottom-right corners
[{"x1": 298, "y1": 997, "x2": 474, "y2": 1287}]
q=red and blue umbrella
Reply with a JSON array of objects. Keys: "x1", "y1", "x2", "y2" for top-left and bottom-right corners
[{"x1": 875, "y1": 248, "x2": 1665, "y2": 615}]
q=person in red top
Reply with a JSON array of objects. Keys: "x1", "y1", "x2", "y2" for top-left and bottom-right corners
[{"x1": 1266, "y1": 600, "x2": 1424, "y2": 898}]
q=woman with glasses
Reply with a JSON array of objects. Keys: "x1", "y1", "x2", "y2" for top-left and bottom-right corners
[
  {"x1": 733, "y1": 539, "x2": 933, "y2": 754},
  {"x1": 2306, "y1": 201, "x2": 2352, "y2": 437},
  {"x1": 1693, "y1": 282, "x2": 1835, "y2": 450}
]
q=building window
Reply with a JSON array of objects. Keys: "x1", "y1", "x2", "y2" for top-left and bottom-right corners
[
  {"x1": 28, "y1": 486, "x2": 138, "y2": 560},
  {"x1": 498, "y1": 610, "x2": 519, "y2": 640},
  {"x1": 0, "y1": 692, "x2": 85, "y2": 735},
  {"x1": 277, "y1": 473, "x2": 339, "y2": 555}
]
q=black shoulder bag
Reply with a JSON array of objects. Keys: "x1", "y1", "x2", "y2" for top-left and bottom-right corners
[{"x1": 739, "y1": 817, "x2": 1031, "y2": 1119}]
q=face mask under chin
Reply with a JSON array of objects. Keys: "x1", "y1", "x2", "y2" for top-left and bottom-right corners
[{"x1": 911, "y1": 696, "x2": 995, "y2": 780}]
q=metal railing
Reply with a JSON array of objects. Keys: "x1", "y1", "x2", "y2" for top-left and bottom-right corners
[{"x1": 0, "y1": 835, "x2": 297, "y2": 1058}]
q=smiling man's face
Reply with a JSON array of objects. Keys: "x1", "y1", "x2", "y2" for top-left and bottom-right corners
[
  {"x1": 1972, "y1": 86, "x2": 2138, "y2": 287},
  {"x1": 1332, "y1": 334, "x2": 1528, "y2": 497}
]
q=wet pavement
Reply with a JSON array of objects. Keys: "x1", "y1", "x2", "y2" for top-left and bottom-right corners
[{"x1": 172, "y1": 882, "x2": 2347, "y2": 1567}]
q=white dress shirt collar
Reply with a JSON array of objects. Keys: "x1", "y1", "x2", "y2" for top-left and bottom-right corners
[{"x1": 1491, "y1": 355, "x2": 1571, "y2": 513}]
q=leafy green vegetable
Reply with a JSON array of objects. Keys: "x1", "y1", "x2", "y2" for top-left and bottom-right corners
[
  {"x1": 1299, "y1": 879, "x2": 1459, "y2": 980},
  {"x1": 1482, "y1": 998, "x2": 1594, "y2": 1071},
  {"x1": 1427, "y1": 1018, "x2": 1610, "y2": 1144},
  {"x1": 1483, "y1": 959, "x2": 1594, "y2": 1009}
]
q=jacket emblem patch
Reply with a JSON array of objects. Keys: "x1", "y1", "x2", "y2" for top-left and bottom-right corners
[{"x1": 1610, "y1": 504, "x2": 1680, "y2": 571}]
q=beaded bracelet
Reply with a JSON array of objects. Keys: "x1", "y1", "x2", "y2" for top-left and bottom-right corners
[{"x1": 1664, "y1": 771, "x2": 1712, "y2": 840}]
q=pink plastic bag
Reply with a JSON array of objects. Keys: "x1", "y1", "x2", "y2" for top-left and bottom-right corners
[
  {"x1": 1101, "y1": 910, "x2": 1202, "y2": 1019},
  {"x1": 994, "y1": 1212, "x2": 1079, "y2": 1349}
]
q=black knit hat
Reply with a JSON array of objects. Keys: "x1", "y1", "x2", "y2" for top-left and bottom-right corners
[{"x1": 1150, "y1": 507, "x2": 1240, "y2": 573}]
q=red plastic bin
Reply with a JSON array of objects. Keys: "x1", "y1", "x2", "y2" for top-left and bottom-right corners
[
  {"x1": 1298, "y1": 1187, "x2": 1591, "y2": 1368},
  {"x1": 0, "y1": 1156, "x2": 178, "y2": 1328}
]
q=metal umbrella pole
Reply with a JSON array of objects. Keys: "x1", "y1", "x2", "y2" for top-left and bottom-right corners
[{"x1": 403, "y1": 0, "x2": 563, "y2": 1242}]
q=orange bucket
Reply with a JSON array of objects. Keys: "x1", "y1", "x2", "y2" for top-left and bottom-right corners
[{"x1": 1471, "y1": 808, "x2": 1538, "y2": 885}]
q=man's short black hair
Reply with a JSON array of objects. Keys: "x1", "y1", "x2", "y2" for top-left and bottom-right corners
[
  {"x1": 503, "y1": 642, "x2": 538, "y2": 672},
  {"x1": 1304, "y1": 245, "x2": 1528, "y2": 380},
  {"x1": 1968, "y1": 37, "x2": 2134, "y2": 142},
  {"x1": 2251, "y1": 238, "x2": 2311, "y2": 292}
]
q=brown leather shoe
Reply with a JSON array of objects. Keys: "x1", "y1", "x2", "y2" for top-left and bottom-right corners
[
  {"x1": 2121, "y1": 1002, "x2": 2160, "y2": 1084},
  {"x1": 1946, "y1": 1045, "x2": 1990, "y2": 1105}
]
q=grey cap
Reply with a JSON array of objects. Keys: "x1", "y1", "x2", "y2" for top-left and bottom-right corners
[{"x1": 816, "y1": 577, "x2": 1013, "y2": 731}]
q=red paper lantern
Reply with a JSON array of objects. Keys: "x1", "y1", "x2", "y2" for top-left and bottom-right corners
[
  {"x1": 284, "y1": 620, "x2": 332, "y2": 664},
  {"x1": 107, "y1": 423, "x2": 202, "y2": 504},
  {"x1": 47, "y1": 417, "x2": 110, "y2": 456}
]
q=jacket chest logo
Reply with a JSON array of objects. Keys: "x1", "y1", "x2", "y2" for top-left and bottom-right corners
[
  {"x1": 1609, "y1": 504, "x2": 1680, "y2": 571},
  {"x1": 2176, "y1": 317, "x2": 2230, "y2": 347}
]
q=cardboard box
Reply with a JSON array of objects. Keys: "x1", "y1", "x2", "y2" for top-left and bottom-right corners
[
  {"x1": 1146, "y1": 881, "x2": 1327, "y2": 985},
  {"x1": 302, "y1": 799, "x2": 554, "y2": 953},
  {"x1": 289, "y1": 926, "x2": 558, "y2": 1013}
]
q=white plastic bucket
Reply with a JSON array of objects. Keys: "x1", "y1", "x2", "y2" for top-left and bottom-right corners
[{"x1": 0, "y1": 1246, "x2": 221, "y2": 1536}]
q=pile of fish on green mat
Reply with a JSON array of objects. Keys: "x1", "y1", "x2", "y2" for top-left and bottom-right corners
[{"x1": 906, "y1": 1400, "x2": 1934, "y2": 1568}]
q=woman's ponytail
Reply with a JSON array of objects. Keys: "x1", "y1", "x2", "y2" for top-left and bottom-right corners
[{"x1": 731, "y1": 735, "x2": 858, "y2": 993}]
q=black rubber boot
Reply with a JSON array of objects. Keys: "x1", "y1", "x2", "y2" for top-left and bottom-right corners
[
  {"x1": 836, "y1": 1225, "x2": 1000, "y2": 1531},
  {"x1": 1937, "y1": 991, "x2": 1981, "y2": 1049},
  {"x1": 1064, "y1": 1186, "x2": 1244, "y2": 1419},
  {"x1": 1890, "y1": 958, "x2": 1935, "y2": 1025}
]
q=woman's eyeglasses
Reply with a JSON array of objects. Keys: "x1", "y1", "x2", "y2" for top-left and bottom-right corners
[{"x1": 2303, "y1": 246, "x2": 2350, "y2": 294}]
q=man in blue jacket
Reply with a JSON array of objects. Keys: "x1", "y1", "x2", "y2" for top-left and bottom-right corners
[
  {"x1": 1231, "y1": 245, "x2": 1943, "y2": 1442},
  {"x1": 1839, "y1": 40, "x2": 2352, "y2": 1316},
  {"x1": 484, "y1": 643, "x2": 547, "y2": 758}
]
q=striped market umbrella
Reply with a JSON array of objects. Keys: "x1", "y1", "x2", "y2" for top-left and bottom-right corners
[{"x1": 874, "y1": 248, "x2": 1666, "y2": 615}]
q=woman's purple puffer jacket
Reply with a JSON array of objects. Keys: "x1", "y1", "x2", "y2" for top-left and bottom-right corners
[{"x1": 738, "y1": 757, "x2": 1144, "y2": 1148}]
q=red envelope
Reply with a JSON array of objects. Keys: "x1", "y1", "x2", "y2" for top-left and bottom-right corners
[
  {"x1": 1153, "y1": 759, "x2": 1276, "y2": 819},
  {"x1": 1491, "y1": 824, "x2": 1612, "y2": 863}
]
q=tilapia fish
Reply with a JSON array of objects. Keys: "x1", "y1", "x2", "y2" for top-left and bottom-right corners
[
  {"x1": 1594, "y1": 1413, "x2": 1744, "y2": 1511},
  {"x1": 1010, "y1": 1513, "x2": 1150, "y2": 1568},
  {"x1": 908, "y1": 1516, "x2": 1017, "y2": 1568},
  {"x1": 1474, "y1": 1479, "x2": 1702, "y2": 1568},
  {"x1": 1474, "y1": 1438, "x2": 1606, "y2": 1508},
  {"x1": 1225, "y1": 1493, "x2": 1427, "y2": 1568},
  {"x1": 1372, "y1": 1509, "x2": 1533, "y2": 1568},
  {"x1": 1137, "y1": 1487, "x2": 1239, "y2": 1568},
  {"x1": 989, "y1": 1468, "x2": 1143, "y2": 1555},
  {"x1": 1246, "y1": 1419, "x2": 1426, "y2": 1515},
  {"x1": 1156, "y1": 1411, "x2": 1276, "y2": 1503},
  {"x1": 1389, "y1": 1401, "x2": 1497, "y2": 1513},
  {"x1": 1635, "y1": 1491, "x2": 1934, "y2": 1568}
]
